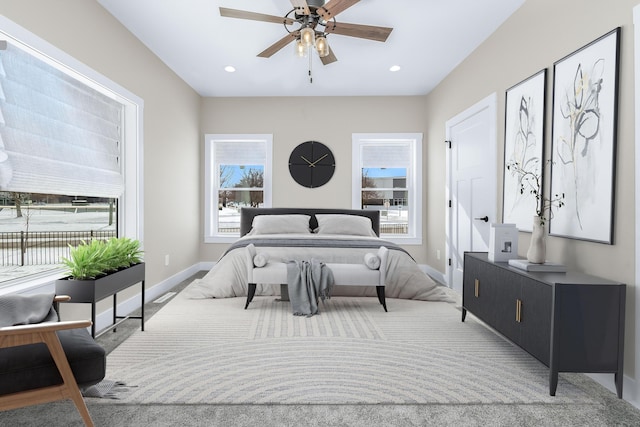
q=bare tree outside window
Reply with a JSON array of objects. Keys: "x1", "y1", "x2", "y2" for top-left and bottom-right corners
[{"x1": 237, "y1": 168, "x2": 264, "y2": 207}]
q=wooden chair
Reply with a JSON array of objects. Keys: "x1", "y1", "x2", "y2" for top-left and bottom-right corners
[{"x1": 0, "y1": 295, "x2": 105, "y2": 427}]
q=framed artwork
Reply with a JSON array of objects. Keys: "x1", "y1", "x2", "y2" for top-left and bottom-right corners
[
  {"x1": 502, "y1": 69, "x2": 547, "y2": 232},
  {"x1": 549, "y1": 27, "x2": 620, "y2": 243}
]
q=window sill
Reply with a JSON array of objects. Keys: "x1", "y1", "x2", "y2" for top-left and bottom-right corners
[
  {"x1": 0, "y1": 268, "x2": 66, "y2": 296},
  {"x1": 380, "y1": 235, "x2": 422, "y2": 245},
  {"x1": 205, "y1": 235, "x2": 241, "y2": 244}
]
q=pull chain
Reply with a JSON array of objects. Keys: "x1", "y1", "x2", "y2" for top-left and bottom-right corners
[{"x1": 308, "y1": 52, "x2": 313, "y2": 84}]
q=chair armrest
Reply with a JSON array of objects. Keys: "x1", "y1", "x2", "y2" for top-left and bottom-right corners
[
  {"x1": 0, "y1": 320, "x2": 93, "y2": 349},
  {"x1": 0, "y1": 320, "x2": 92, "y2": 336}
]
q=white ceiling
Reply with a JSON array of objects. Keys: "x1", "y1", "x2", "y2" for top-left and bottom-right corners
[{"x1": 97, "y1": 0, "x2": 525, "y2": 97}]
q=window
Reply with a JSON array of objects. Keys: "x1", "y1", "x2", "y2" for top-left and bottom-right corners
[
  {"x1": 204, "y1": 134, "x2": 272, "y2": 243},
  {"x1": 352, "y1": 133, "x2": 422, "y2": 244},
  {"x1": 0, "y1": 17, "x2": 143, "y2": 289}
]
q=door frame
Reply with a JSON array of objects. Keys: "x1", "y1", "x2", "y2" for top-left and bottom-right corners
[{"x1": 445, "y1": 93, "x2": 498, "y2": 289}]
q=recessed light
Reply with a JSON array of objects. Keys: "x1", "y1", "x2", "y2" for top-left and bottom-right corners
[
  {"x1": 389, "y1": 65, "x2": 401, "y2": 72},
  {"x1": 224, "y1": 66, "x2": 236, "y2": 73}
]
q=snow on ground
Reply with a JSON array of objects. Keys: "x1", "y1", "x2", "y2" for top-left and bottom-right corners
[{"x1": 0, "y1": 206, "x2": 116, "y2": 284}]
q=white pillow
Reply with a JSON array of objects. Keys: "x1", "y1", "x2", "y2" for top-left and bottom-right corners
[
  {"x1": 364, "y1": 252, "x2": 381, "y2": 269},
  {"x1": 315, "y1": 214, "x2": 377, "y2": 237},
  {"x1": 253, "y1": 252, "x2": 270, "y2": 268},
  {"x1": 249, "y1": 214, "x2": 311, "y2": 235}
]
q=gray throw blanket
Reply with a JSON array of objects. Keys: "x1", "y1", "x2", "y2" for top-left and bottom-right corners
[
  {"x1": 287, "y1": 259, "x2": 334, "y2": 317},
  {"x1": 0, "y1": 292, "x2": 57, "y2": 327}
]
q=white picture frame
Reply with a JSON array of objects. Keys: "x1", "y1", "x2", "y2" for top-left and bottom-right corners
[{"x1": 488, "y1": 223, "x2": 519, "y2": 262}]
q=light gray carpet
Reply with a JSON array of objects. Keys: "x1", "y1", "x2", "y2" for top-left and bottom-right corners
[
  {"x1": 100, "y1": 293, "x2": 596, "y2": 405},
  {"x1": 3, "y1": 274, "x2": 640, "y2": 426}
]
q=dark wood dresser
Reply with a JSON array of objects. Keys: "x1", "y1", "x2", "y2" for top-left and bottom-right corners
[{"x1": 462, "y1": 252, "x2": 626, "y2": 397}]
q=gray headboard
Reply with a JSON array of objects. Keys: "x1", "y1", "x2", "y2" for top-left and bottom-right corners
[{"x1": 240, "y1": 207, "x2": 381, "y2": 237}]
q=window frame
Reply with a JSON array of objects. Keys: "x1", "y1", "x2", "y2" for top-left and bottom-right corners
[
  {"x1": 0, "y1": 16, "x2": 143, "y2": 293},
  {"x1": 352, "y1": 133, "x2": 422, "y2": 245},
  {"x1": 204, "y1": 134, "x2": 273, "y2": 243}
]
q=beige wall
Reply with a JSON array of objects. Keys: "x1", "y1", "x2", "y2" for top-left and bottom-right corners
[
  {"x1": 199, "y1": 96, "x2": 430, "y2": 262},
  {"x1": 0, "y1": 0, "x2": 202, "y2": 312},
  {"x1": 424, "y1": 0, "x2": 638, "y2": 381}
]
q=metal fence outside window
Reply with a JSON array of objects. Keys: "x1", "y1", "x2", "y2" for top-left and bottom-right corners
[{"x1": 0, "y1": 230, "x2": 117, "y2": 267}]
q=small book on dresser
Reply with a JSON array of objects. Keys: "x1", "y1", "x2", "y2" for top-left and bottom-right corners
[{"x1": 507, "y1": 258, "x2": 567, "y2": 272}]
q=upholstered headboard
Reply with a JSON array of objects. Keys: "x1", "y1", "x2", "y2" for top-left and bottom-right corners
[{"x1": 240, "y1": 207, "x2": 381, "y2": 237}]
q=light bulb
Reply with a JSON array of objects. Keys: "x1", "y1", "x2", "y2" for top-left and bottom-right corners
[
  {"x1": 300, "y1": 27, "x2": 315, "y2": 47},
  {"x1": 315, "y1": 36, "x2": 329, "y2": 57},
  {"x1": 294, "y1": 39, "x2": 307, "y2": 57}
]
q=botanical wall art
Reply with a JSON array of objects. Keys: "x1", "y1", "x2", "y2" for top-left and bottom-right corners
[
  {"x1": 502, "y1": 69, "x2": 547, "y2": 232},
  {"x1": 549, "y1": 28, "x2": 620, "y2": 243}
]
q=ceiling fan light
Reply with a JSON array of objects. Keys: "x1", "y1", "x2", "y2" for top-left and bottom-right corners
[
  {"x1": 315, "y1": 36, "x2": 329, "y2": 57},
  {"x1": 294, "y1": 39, "x2": 308, "y2": 57},
  {"x1": 300, "y1": 27, "x2": 315, "y2": 47}
]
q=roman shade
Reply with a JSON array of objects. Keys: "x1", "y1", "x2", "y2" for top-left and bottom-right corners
[
  {"x1": 360, "y1": 142, "x2": 411, "y2": 168},
  {"x1": 213, "y1": 139, "x2": 267, "y2": 170},
  {"x1": 0, "y1": 42, "x2": 124, "y2": 197}
]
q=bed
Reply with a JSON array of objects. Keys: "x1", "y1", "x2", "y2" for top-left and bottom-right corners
[{"x1": 184, "y1": 207, "x2": 455, "y2": 303}]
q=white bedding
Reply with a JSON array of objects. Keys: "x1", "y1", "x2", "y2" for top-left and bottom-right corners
[{"x1": 184, "y1": 234, "x2": 455, "y2": 302}]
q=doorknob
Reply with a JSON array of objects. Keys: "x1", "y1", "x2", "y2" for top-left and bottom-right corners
[{"x1": 474, "y1": 216, "x2": 489, "y2": 222}]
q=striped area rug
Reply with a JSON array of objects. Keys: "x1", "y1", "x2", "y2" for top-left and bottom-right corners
[{"x1": 102, "y1": 292, "x2": 598, "y2": 405}]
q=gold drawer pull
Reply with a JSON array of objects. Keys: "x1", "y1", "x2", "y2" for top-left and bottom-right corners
[
  {"x1": 474, "y1": 279, "x2": 479, "y2": 297},
  {"x1": 516, "y1": 299, "x2": 522, "y2": 323}
]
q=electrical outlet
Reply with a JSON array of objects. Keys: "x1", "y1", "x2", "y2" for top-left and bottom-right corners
[{"x1": 164, "y1": 254, "x2": 170, "y2": 266}]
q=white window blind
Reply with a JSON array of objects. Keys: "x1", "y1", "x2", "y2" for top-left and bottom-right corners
[
  {"x1": 0, "y1": 42, "x2": 124, "y2": 197},
  {"x1": 213, "y1": 140, "x2": 267, "y2": 167},
  {"x1": 361, "y1": 143, "x2": 412, "y2": 168}
]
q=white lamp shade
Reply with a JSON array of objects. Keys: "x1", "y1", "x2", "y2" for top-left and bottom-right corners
[
  {"x1": 300, "y1": 27, "x2": 315, "y2": 46},
  {"x1": 315, "y1": 35, "x2": 329, "y2": 57},
  {"x1": 294, "y1": 39, "x2": 308, "y2": 57}
]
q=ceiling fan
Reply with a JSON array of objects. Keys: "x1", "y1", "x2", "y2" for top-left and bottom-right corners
[{"x1": 219, "y1": 0, "x2": 393, "y2": 66}]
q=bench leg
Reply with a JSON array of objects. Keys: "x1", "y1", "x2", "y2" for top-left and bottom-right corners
[
  {"x1": 279, "y1": 284, "x2": 290, "y2": 301},
  {"x1": 376, "y1": 286, "x2": 387, "y2": 312},
  {"x1": 245, "y1": 283, "x2": 257, "y2": 309}
]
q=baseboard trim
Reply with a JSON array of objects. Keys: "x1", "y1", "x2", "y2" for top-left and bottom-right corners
[
  {"x1": 420, "y1": 264, "x2": 447, "y2": 287},
  {"x1": 587, "y1": 373, "x2": 639, "y2": 410},
  {"x1": 94, "y1": 262, "x2": 211, "y2": 334}
]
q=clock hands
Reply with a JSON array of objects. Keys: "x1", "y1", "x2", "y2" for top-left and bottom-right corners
[
  {"x1": 301, "y1": 153, "x2": 329, "y2": 167},
  {"x1": 309, "y1": 154, "x2": 328, "y2": 166}
]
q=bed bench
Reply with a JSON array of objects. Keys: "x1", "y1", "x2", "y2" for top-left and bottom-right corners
[{"x1": 245, "y1": 245, "x2": 389, "y2": 312}]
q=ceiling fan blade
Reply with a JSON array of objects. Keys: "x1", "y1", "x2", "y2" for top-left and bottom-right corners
[
  {"x1": 324, "y1": 21, "x2": 393, "y2": 42},
  {"x1": 320, "y1": 47, "x2": 338, "y2": 65},
  {"x1": 290, "y1": 0, "x2": 310, "y2": 15},
  {"x1": 317, "y1": 0, "x2": 360, "y2": 21},
  {"x1": 257, "y1": 33, "x2": 298, "y2": 58},
  {"x1": 219, "y1": 7, "x2": 294, "y2": 25}
]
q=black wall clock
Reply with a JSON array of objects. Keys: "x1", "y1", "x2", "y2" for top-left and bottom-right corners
[{"x1": 288, "y1": 141, "x2": 335, "y2": 188}]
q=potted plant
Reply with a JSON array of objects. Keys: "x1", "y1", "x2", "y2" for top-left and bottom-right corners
[
  {"x1": 60, "y1": 237, "x2": 143, "y2": 280},
  {"x1": 55, "y1": 237, "x2": 145, "y2": 307}
]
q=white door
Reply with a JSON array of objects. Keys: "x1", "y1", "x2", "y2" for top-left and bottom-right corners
[{"x1": 445, "y1": 94, "x2": 497, "y2": 294}]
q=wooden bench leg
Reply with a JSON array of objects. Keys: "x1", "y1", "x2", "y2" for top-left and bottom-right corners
[
  {"x1": 376, "y1": 286, "x2": 387, "y2": 312},
  {"x1": 245, "y1": 283, "x2": 257, "y2": 309}
]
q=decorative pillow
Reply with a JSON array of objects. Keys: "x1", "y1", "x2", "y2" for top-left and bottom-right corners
[
  {"x1": 253, "y1": 252, "x2": 270, "y2": 268},
  {"x1": 248, "y1": 214, "x2": 311, "y2": 235},
  {"x1": 364, "y1": 253, "x2": 381, "y2": 270},
  {"x1": 315, "y1": 214, "x2": 377, "y2": 237}
]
